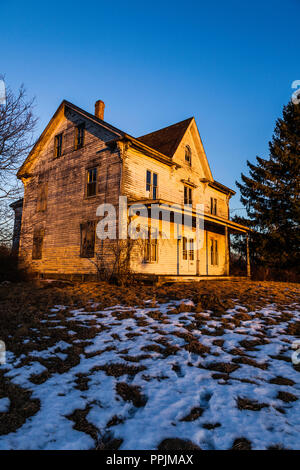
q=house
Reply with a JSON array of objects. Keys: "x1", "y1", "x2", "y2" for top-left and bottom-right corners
[{"x1": 13, "y1": 99, "x2": 250, "y2": 281}]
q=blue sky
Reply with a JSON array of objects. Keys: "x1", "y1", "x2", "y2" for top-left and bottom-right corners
[{"x1": 2, "y1": 0, "x2": 300, "y2": 211}]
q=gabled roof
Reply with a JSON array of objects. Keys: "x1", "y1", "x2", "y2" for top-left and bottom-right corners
[
  {"x1": 137, "y1": 117, "x2": 193, "y2": 157},
  {"x1": 17, "y1": 100, "x2": 124, "y2": 178},
  {"x1": 17, "y1": 100, "x2": 234, "y2": 195}
]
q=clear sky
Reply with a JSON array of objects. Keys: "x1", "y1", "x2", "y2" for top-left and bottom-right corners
[{"x1": 2, "y1": 0, "x2": 300, "y2": 211}]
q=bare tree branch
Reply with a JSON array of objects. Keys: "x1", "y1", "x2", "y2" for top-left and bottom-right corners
[{"x1": 0, "y1": 76, "x2": 37, "y2": 245}]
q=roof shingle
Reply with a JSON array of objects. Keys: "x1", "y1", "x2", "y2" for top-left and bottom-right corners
[{"x1": 136, "y1": 117, "x2": 193, "y2": 157}]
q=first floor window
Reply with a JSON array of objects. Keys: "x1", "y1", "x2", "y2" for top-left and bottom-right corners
[
  {"x1": 80, "y1": 221, "x2": 95, "y2": 258},
  {"x1": 32, "y1": 228, "x2": 44, "y2": 260},
  {"x1": 189, "y1": 238, "x2": 194, "y2": 260},
  {"x1": 145, "y1": 231, "x2": 158, "y2": 262},
  {"x1": 86, "y1": 167, "x2": 97, "y2": 197},
  {"x1": 146, "y1": 170, "x2": 158, "y2": 199},
  {"x1": 210, "y1": 197, "x2": 217, "y2": 215},
  {"x1": 210, "y1": 239, "x2": 218, "y2": 265},
  {"x1": 183, "y1": 237, "x2": 194, "y2": 260},
  {"x1": 182, "y1": 237, "x2": 188, "y2": 260},
  {"x1": 54, "y1": 133, "x2": 63, "y2": 157},
  {"x1": 184, "y1": 186, "x2": 192, "y2": 205}
]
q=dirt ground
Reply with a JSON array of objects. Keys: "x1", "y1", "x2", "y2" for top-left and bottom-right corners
[{"x1": 0, "y1": 279, "x2": 299, "y2": 450}]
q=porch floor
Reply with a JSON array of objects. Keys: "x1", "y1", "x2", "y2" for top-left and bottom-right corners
[{"x1": 139, "y1": 274, "x2": 249, "y2": 283}]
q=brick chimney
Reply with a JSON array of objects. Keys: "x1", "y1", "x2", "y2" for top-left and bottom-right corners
[{"x1": 94, "y1": 100, "x2": 105, "y2": 120}]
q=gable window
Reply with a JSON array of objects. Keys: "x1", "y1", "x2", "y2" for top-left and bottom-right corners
[
  {"x1": 80, "y1": 221, "x2": 95, "y2": 258},
  {"x1": 32, "y1": 228, "x2": 44, "y2": 260},
  {"x1": 146, "y1": 170, "x2": 158, "y2": 199},
  {"x1": 210, "y1": 197, "x2": 217, "y2": 215},
  {"x1": 54, "y1": 133, "x2": 63, "y2": 158},
  {"x1": 210, "y1": 239, "x2": 218, "y2": 265},
  {"x1": 36, "y1": 182, "x2": 48, "y2": 212},
  {"x1": 75, "y1": 123, "x2": 85, "y2": 150},
  {"x1": 185, "y1": 145, "x2": 192, "y2": 166},
  {"x1": 86, "y1": 168, "x2": 97, "y2": 197},
  {"x1": 184, "y1": 185, "x2": 192, "y2": 205}
]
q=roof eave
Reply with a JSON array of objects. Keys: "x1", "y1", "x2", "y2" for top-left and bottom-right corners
[{"x1": 107, "y1": 134, "x2": 180, "y2": 167}]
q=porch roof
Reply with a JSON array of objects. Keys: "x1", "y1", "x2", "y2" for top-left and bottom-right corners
[{"x1": 127, "y1": 198, "x2": 251, "y2": 234}]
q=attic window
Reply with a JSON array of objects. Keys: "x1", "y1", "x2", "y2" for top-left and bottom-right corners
[
  {"x1": 75, "y1": 123, "x2": 85, "y2": 150},
  {"x1": 54, "y1": 133, "x2": 63, "y2": 157},
  {"x1": 185, "y1": 146, "x2": 192, "y2": 165}
]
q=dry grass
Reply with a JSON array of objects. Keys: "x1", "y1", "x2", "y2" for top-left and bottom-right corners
[
  {"x1": 237, "y1": 397, "x2": 269, "y2": 411},
  {"x1": 0, "y1": 279, "x2": 299, "y2": 449},
  {"x1": 180, "y1": 407, "x2": 204, "y2": 422},
  {"x1": 231, "y1": 437, "x2": 252, "y2": 450},
  {"x1": 115, "y1": 382, "x2": 147, "y2": 407},
  {"x1": 157, "y1": 438, "x2": 201, "y2": 450}
]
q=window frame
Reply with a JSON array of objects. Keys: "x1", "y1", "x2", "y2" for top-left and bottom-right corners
[
  {"x1": 185, "y1": 145, "x2": 192, "y2": 166},
  {"x1": 210, "y1": 197, "x2": 217, "y2": 215},
  {"x1": 210, "y1": 238, "x2": 219, "y2": 265},
  {"x1": 182, "y1": 236, "x2": 188, "y2": 260},
  {"x1": 146, "y1": 170, "x2": 158, "y2": 199},
  {"x1": 75, "y1": 123, "x2": 85, "y2": 150},
  {"x1": 144, "y1": 229, "x2": 158, "y2": 263},
  {"x1": 36, "y1": 182, "x2": 48, "y2": 212},
  {"x1": 32, "y1": 228, "x2": 44, "y2": 260},
  {"x1": 80, "y1": 221, "x2": 96, "y2": 258},
  {"x1": 184, "y1": 185, "x2": 193, "y2": 205},
  {"x1": 189, "y1": 238, "x2": 194, "y2": 260},
  {"x1": 85, "y1": 167, "x2": 98, "y2": 198},
  {"x1": 54, "y1": 133, "x2": 63, "y2": 158}
]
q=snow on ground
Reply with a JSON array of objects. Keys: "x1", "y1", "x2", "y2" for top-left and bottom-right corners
[{"x1": 0, "y1": 298, "x2": 299, "y2": 450}]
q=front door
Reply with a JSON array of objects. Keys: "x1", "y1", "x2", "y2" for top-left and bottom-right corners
[{"x1": 180, "y1": 236, "x2": 197, "y2": 275}]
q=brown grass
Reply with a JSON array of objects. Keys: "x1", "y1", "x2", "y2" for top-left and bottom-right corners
[
  {"x1": 157, "y1": 438, "x2": 201, "y2": 450},
  {"x1": 92, "y1": 363, "x2": 146, "y2": 377},
  {"x1": 277, "y1": 391, "x2": 298, "y2": 403},
  {"x1": 180, "y1": 407, "x2": 204, "y2": 422},
  {"x1": 237, "y1": 397, "x2": 269, "y2": 411},
  {"x1": 231, "y1": 437, "x2": 252, "y2": 450},
  {"x1": 0, "y1": 373, "x2": 40, "y2": 435},
  {"x1": 269, "y1": 376, "x2": 296, "y2": 386},
  {"x1": 115, "y1": 382, "x2": 147, "y2": 407}
]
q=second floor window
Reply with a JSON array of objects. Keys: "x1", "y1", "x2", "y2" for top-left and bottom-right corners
[
  {"x1": 210, "y1": 197, "x2": 217, "y2": 215},
  {"x1": 75, "y1": 123, "x2": 85, "y2": 150},
  {"x1": 146, "y1": 170, "x2": 158, "y2": 199},
  {"x1": 86, "y1": 168, "x2": 97, "y2": 197},
  {"x1": 184, "y1": 186, "x2": 192, "y2": 205},
  {"x1": 54, "y1": 133, "x2": 63, "y2": 157},
  {"x1": 36, "y1": 182, "x2": 48, "y2": 212},
  {"x1": 210, "y1": 239, "x2": 218, "y2": 265}
]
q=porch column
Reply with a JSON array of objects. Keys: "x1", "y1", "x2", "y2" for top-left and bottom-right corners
[
  {"x1": 225, "y1": 226, "x2": 229, "y2": 276},
  {"x1": 246, "y1": 233, "x2": 251, "y2": 277}
]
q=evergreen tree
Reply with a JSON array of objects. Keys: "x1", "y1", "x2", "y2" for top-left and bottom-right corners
[{"x1": 235, "y1": 100, "x2": 300, "y2": 272}]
